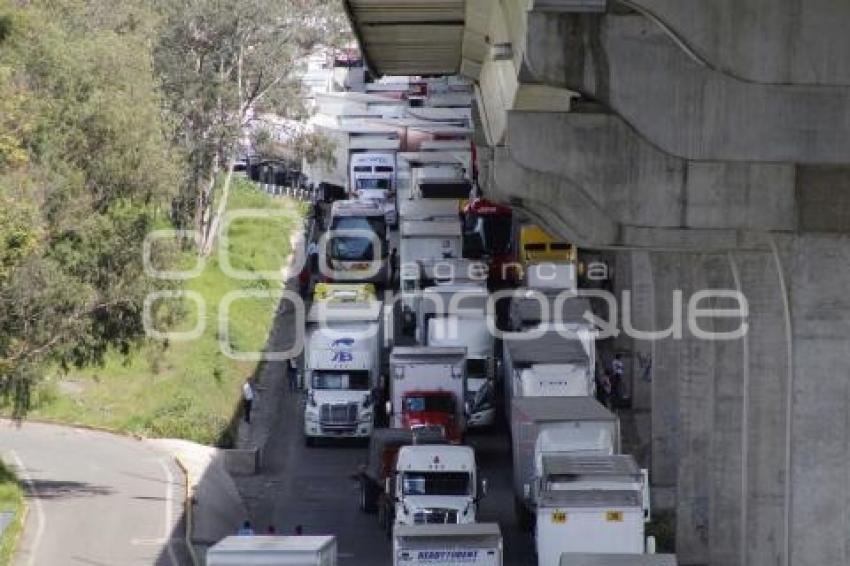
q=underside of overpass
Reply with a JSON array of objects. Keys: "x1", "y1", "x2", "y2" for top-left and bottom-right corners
[{"x1": 344, "y1": 2, "x2": 850, "y2": 565}]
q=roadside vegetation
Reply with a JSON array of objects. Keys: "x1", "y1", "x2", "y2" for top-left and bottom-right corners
[
  {"x1": 0, "y1": 461, "x2": 24, "y2": 565},
  {"x1": 28, "y1": 179, "x2": 304, "y2": 445},
  {"x1": 0, "y1": 0, "x2": 343, "y2": 443}
]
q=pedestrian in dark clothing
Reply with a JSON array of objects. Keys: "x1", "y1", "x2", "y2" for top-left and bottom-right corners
[
  {"x1": 596, "y1": 369, "x2": 612, "y2": 408},
  {"x1": 610, "y1": 354, "x2": 625, "y2": 407},
  {"x1": 294, "y1": 524, "x2": 303, "y2": 535},
  {"x1": 389, "y1": 247, "x2": 399, "y2": 287},
  {"x1": 242, "y1": 378, "x2": 255, "y2": 423},
  {"x1": 266, "y1": 525, "x2": 277, "y2": 535},
  {"x1": 288, "y1": 358, "x2": 299, "y2": 392}
]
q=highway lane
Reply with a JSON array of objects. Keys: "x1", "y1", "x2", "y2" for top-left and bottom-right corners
[
  {"x1": 235, "y1": 383, "x2": 536, "y2": 565},
  {"x1": 0, "y1": 420, "x2": 191, "y2": 566}
]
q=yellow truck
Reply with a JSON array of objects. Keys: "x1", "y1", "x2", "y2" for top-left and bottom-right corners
[{"x1": 518, "y1": 225, "x2": 578, "y2": 289}]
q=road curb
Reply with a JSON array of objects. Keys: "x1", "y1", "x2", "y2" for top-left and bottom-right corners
[
  {"x1": 173, "y1": 456, "x2": 200, "y2": 566},
  {"x1": 5, "y1": 417, "x2": 146, "y2": 441}
]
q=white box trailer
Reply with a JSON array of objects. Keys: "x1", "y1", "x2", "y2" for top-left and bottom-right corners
[
  {"x1": 388, "y1": 346, "x2": 467, "y2": 443},
  {"x1": 510, "y1": 396, "x2": 620, "y2": 528},
  {"x1": 394, "y1": 524, "x2": 503, "y2": 566},
  {"x1": 206, "y1": 535, "x2": 337, "y2": 566},
  {"x1": 418, "y1": 285, "x2": 496, "y2": 428},
  {"x1": 502, "y1": 326, "x2": 596, "y2": 405},
  {"x1": 508, "y1": 290, "x2": 594, "y2": 332},
  {"x1": 560, "y1": 554, "x2": 677, "y2": 566},
  {"x1": 400, "y1": 219, "x2": 463, "y2": 321},
  {"x1": 536, "y1": 454, "x2": 651, "y2": 566},
  {"x1": 399, "y1": 197, "x2": 460, "y2": 222},
  {"x1": 303, "y1": 301, "x2": 383, "y2": 444}
]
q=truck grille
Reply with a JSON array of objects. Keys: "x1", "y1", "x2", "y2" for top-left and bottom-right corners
[
  {"x1": 319, "y1": 403, "x2": 358, "y2": 430},
  {"x1": 413, "y1": 508, "x2": 459, "y2": 524}
]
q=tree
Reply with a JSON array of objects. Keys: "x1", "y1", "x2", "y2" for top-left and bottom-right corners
[
  {"x1": 0, "y1": 0, "x2": 180, "y2": 416},
  {"x1": 156, "y1": 0, "x2": 350, "y2": 255}
]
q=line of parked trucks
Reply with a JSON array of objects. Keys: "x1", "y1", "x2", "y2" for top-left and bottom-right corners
[{"x1": 208, "y1": 89, "x2": 675, "y2": 566}]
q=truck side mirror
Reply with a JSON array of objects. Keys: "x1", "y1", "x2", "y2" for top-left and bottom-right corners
[
  {"x1": 385, "y1": 400, "x2": 392, "y2": 416},
  {"x1": 464, "y1": 401, "x2": 472, "y2": 417},
  {"x1": 385, "y1": 477, "x2": 393, "y2": 499},
  {"x1": 480, "y1": 478, "x2": 488, "y2": 498}
]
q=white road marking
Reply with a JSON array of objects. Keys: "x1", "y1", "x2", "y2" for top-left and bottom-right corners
[
  {"x1": 157, "y1": 459, "x2": 180, "y2": 566},
  {"x1": 9, "y1": 450, "x2": 45, "y2": 566}
]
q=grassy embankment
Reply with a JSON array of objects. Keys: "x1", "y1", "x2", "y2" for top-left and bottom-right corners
[
  {"x1": 26, "y1": 179, "x2": 304, "y2": 445},
  {"x1": 0, "y1": 460, "x2": 24, "y2": 566}
]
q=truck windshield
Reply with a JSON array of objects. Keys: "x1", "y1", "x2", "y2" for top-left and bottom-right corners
[
  {"x1": 466, "y1": 214, "x2": 512, "y2": 256},
  {"x1": 404, "y1": 395, "x2": 455, "y2": 414},
  {"x1": 403, "y1": 472, "x2": 470, "y2": 496},
  {"x1": 329, "y1": 236, "x2": 375, "y2": 261},
  {"x1": 466, "y1": 358, "x2": 487, "y2": 379},
  {"x1": 311, "y1": 370, "x2": 370, "y2": 390},
  {"x1": 331, "y1": 215, "x2": 387, "y2": 237},
  {"x1": 356, "y1": 178, "x2": 391, "y2": 191}
]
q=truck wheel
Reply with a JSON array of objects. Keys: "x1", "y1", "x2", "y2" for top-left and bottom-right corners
[{"x1": 359, "y1": 478, "x2": 377, "y2": 514}]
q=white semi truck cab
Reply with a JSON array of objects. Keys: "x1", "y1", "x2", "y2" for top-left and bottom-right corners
[
  {"x1": 350, "y1": 152, "x2": 398, "y2": 226},
  {"x1": 394, "y1": 444, "x2": 484, "y2": 527},
  {"x1": 535, "y1": 454, "x2": 652, "y2": 566},
  {"x1": 303, "y1": 301, "x2": 382, "y2": 445}
]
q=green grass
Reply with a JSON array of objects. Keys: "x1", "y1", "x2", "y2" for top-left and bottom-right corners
[
  {"x1": 26, "y1": 178, "x2": 305, "y2": 445},
  {"x1": 0, "y1": 461, "x2": 24, "y2": 566}
]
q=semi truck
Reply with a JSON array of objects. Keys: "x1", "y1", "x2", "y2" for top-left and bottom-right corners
[
  {"x1": 393, "y1": 524, "x2": 503, "y2": 566},
  {"x1": 510, "y1": 396, "x2": 620, "y2": 530},
  {"x1": 418, "y1": 285, "x2": 496, "y2": 429},
  {"x1": 303, "y1": 299, "x2": 383, "y2": 445},
  {"x1": 326, "y1": 200, "x2": 388, "y2": 285},
  {"x1": 508, "y1": 289, "x2": 594, "y2": 332},
  {"x1": 350, "y1": 151, "x2": 398, "y2": 226},
  {"x1": 206, "y1": 536, "x2": 337, "y2": 566},
  {"x1": 358, "y1": 429, "x2": 485, "y2": 535},
  {"x1": 518, "y1": 224, "x2": 578, "y2": 290},
  {"x1": 536, "y1": 454, "x2": 651, "y2": 566},
  {"x1": 461, "y1": 199, "x2": 515, "y2": 286},
  {"x1": 387, "y1": 347, "x2": 467, "y2": 443},
  {"x1": 399, "y1": 219, "x2": 463, "y2": 325},
  {"x1": 503, "y1": 326, "x2": 596, "y2": 404}
]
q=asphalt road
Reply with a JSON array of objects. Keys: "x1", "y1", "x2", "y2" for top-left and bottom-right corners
[
  {"x1": 235, "y1": 380, "x2": 537, "y2": 565},
  {"x1": 0, "y1": 421, "x2": 191, "y2": 566}
]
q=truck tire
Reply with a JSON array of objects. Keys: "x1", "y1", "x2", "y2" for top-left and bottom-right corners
[
  {"x1": 359, "y1": 478, "x2": 378, "y2": 514},
  {"x1": 515, "y1": 496, "x2": 534, "y2": 532}
]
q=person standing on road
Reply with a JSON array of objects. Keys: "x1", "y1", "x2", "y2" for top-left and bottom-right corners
[
  {"x1": 610, "y1": 353, "x2": 625, "y2": 406},
  {"x1": 596, "y1": 368, "x2": 611, "y2": 408},
  {"x1": 307, "y1": 239, "x2": 320, "y2": 273},
  {"x1": 389, "y1": 247, "x2": 399, "y2": 287},
  {"x1": 238, "y1": 520, "x2": 255, "y2": 536},
  {"x1": 288, "y1": 357, "x2": 299, "y2": 392},
  {"x1": 242, "y1": 378, "x2": 255, "y2": 423}
]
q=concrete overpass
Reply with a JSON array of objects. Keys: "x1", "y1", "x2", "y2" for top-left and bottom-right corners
[{"x1": 344, "y1": 2, "x2": 850, "y2": 565}]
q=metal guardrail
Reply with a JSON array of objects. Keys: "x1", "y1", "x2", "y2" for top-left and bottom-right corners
[{"x1": 252, "y1": 180, "x2": 314, "y2": 201}]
